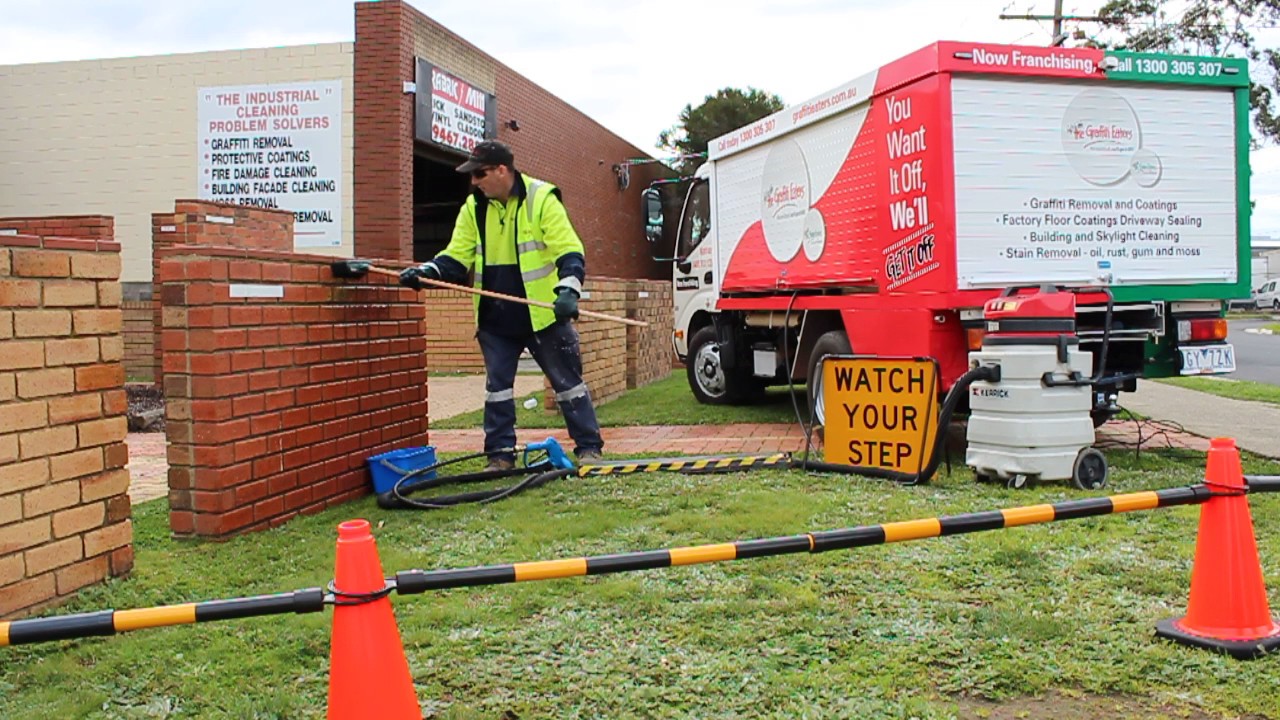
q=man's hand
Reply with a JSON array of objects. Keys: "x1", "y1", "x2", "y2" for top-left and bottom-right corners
[
  {"x1": 553, "y1": 287, "x2": 580, "y2": 322},
  {"x1": 399, "y1": 263, "x2": 440, "y2": 290}
]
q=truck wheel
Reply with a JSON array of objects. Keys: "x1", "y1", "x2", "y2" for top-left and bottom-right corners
[
  {"x1": 687, "y1": 326, "x2": 746, "y2": 405},
  {"x1": 806, "y1": 330, "x2": 852, "y2": 428},
  {"x1": 1072, "y1": 448, "x2": 1108, "y2": 490}
]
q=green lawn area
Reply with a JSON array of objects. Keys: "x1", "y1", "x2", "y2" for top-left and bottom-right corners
[
  {"x1": 1157, "y1": 375, "x2": 1280, "y2": 407},
  {"x1": 4, "y1": 447, "x2": 1280, "y2": 718},
  {"x1": 432, "y1": 372, "x2": 805, "y2": 429}
]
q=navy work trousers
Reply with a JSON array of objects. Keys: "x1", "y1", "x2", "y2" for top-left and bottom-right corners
[{"x1": 477, "y1": 322, "x2": 604, "y2": 461}]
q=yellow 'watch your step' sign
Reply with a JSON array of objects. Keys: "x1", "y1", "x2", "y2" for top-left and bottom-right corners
[{"x1": 822, "y1": 356, "x2": 939, "y2": 473}]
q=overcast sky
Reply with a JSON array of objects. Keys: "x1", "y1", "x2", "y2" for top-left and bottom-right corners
[{"x1": 3, "y1": 0, "x2": 1280, "y2": 240}]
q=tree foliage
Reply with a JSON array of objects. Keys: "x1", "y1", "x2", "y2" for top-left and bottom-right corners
[
  {"x1": 657, "y1": 87, "x2": 784, "y2": 173},
  {"x1": 1091, "y1": 0, "x2": 1280, "y2": 143}
]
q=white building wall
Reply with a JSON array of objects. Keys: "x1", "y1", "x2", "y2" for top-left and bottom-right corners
[{"x1": 0, "y1": 43, "x2": 354, "y2": 283}]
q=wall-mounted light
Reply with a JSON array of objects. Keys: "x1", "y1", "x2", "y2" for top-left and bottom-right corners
[
  {"x1": 506, "y1": 119, "x2": 520, "y2": 131},
  {"x1": 612, "y1": 163, "x2": 630, "y2": 191}
]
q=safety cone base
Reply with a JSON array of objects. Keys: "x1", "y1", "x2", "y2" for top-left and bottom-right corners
[{"x1": 1156, "y1": 617, "x2": 1280, "y2": 660}]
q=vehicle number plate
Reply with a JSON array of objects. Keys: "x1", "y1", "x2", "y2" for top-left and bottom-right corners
[{"x1": 1179, "y1": 344, "x2": 1236, "y2": 375}]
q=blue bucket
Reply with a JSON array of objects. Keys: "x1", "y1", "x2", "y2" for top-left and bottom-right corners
[{"x1": 367, "y1": 446, "x2": 437, "y2": 495}]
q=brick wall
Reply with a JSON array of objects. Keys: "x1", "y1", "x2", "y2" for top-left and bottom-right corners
[
  {"x1": 123, "y1": 301, "x2": 153, "y2": 382},
  {"x1": 355, "y1": 0, "x2": 673, "y2": 278},
  {"x1": 354, "y1": 0, "x2": 415, "y2": 262},
  {"x1": 151, "y1": 200, "x2": 294, "y2": 385},
  {"x1": 627, "y1": 280, "x2": 674, "y2": 389},
  {"x1": 490, "y1": 68, "x2": 670, "y2": 281},
  {"x1": 422, "y1": 289, "x2": 484, "y2": 373},
  {"x1": 0, "y1": 215, "x2": 114, "y2": 242},
  {"x1": 422, "y1": 278, "x2": 674, "y2": 400},
  {"x1": 159, "y1": 246, "x2": 428, "y2": 539},
  {"x1": 0, "y1": 233, "x2": 133, "y2": 619},
  {"x1": 574, "y1": 279, "x2": 630, "y2": 406}
]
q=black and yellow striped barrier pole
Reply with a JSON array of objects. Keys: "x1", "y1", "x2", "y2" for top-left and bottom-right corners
[
  {"x1": 5, "y1": 477, "x2": 1279, "y2": 647},
  {"x1": 0, "y1": 588, "x2": 326, "y2": 648},
  {"x1": 579, "y1": 453, "x2": 790, "y2": 477},
  {"x1": 391, "y1": 485, "x2": 1225, "y2": 592}
]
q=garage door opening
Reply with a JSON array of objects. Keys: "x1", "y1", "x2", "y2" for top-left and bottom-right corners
[{"x1": 413, "y1": 145, "x2": 471, "y2": 262}]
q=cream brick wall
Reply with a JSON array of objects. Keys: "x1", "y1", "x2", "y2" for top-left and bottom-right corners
[{"x1": 0, "y1": 44, "x2": 355, "y2": 283}]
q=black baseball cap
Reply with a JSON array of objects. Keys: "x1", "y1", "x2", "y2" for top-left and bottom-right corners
[{"x1": 456, "y1": 140, "x2": 514, "y2": 173}]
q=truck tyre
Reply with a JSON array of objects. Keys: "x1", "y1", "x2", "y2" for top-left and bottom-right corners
[
  {"x1": 687, "y1": 326, "x2": 752, "y2": 405},
  {"x1": 806, "y1": 330, "x2": 852, "y2": 429}
]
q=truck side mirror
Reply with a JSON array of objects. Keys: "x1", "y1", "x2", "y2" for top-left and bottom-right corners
[{"x1": 642, "y1": 188, "x2": 663, "y2": 244}]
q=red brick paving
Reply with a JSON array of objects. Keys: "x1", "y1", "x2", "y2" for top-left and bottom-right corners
[
  {"x1": 124, "y1": 418, "x2": 1211, "y2": 503},
  {"x1": 426, "y1": 419, "x2": 1211, "y2": 456}
]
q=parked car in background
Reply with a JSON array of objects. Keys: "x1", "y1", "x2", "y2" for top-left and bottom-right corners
[{"x1": 1258, "y1": 280, "x2": 1280, "y2": 310}]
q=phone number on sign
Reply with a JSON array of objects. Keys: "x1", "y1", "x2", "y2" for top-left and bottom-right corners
[
  {"x1": 432, "y1": 125, "x2": 478, "y2": 152},
  {"x1": 1132, "y1": 57, "x2": 1226, "y2": 77}
]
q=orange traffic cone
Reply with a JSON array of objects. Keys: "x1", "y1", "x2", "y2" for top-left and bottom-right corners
[
  {"x1": 1156, "y1": 438, "x2": 1280, "y2": 659},
  {"x1": 327, "y1": 519, "x2": 421, "y2": 718}
]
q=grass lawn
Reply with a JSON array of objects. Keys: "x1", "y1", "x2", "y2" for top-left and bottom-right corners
[
  {"x1": 4, "y1": 448, "x2": 1280, "y2": 718},
  {"x1": 432, "y1": 372, "x2": 805, "y2": 429},
  {"x1": 1157, "y1": 376, "x2": 1280, "y2": 407}
]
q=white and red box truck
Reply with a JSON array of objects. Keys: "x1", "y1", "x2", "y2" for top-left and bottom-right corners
[{"x1": 643, "y1": 41, "x2": 1250, "y2": 426}]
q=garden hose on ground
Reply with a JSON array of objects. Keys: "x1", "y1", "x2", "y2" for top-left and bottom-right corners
[{"x1": 377, "y1": 439, "x2": 575, "y2": 510}]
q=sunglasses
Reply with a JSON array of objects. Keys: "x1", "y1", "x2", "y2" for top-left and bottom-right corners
[{"x1": 470, "y1": 166, "x2": 497, "y2": 180}]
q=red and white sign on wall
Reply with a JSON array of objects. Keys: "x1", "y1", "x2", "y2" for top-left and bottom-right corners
[
  {"x1": 196, "y1": 80, "x2": 343, "y2": 249},
  {"x1": 414, "y1": 59, "x2": 496, "y2": 154}
]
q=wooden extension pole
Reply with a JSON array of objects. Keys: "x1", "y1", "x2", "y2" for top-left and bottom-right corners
[{"x1": 364, "y1": 265, "x2": 648, "y2": 328}]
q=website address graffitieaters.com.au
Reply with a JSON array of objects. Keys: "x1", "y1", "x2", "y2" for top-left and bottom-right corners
[{"x1": 793, "y1": 84, "x2": 859, "y2": 123}]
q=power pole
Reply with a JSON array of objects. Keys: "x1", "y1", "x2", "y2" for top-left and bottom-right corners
[{"x1": 999, "y1": 2, "x2": 1115, "y2": 46}]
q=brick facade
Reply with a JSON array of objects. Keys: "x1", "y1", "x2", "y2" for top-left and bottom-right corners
[
  {"x1": 151, "y1": 200, "x2": 295, "y2": 385},
  {"x1": 422, "y1": 279, "x2": 672, "y2": 399},
  {"x1": 0, "y1": 216, "x2": 114, "y2": 243},
  {"x1": 354, "y1": 0, "x2": 672, "y2": 278},
  {"x1": 0, "y1": 231, "x2": 133, "y2": 619},
  {"x1": 354, "y1": 0, "x2": 415, "y2": 262},
  {"x1": 626, "y1": 281, "x2": 675, "y2": 389},
  {"x1": 159, "y1": 246, "x2": 429, "y2": 539},
  {"x1": 123, "y1": 301, "x2": 153, "y2": 383}
]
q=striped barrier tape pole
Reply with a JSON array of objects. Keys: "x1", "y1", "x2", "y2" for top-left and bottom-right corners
[
  {"x1": 392, "y1": 485, "x2": 1216, "y2": 593},
  {"x1": 6, "y1": 478, "x2": 1279, "y2": 647},
  {"x1": 577, "y1": 453, "x2": 791, "y2": 476},
  {"x1": 0, "y1": 588, "x2": 325, "y2": 648}
]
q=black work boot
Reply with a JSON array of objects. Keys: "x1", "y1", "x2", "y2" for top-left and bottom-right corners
[{"x1": 485, "y1": 457, "x2": 515, "y2": 472}]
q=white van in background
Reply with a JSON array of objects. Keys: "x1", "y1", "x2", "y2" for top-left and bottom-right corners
[{"x1": 1257, "y1": 280, "x2": 1280, "y2": 311}]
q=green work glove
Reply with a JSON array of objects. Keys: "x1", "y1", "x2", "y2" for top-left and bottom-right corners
[
  {"x1": 399, "y1": 263, "x2": 440, "y2": 290},
  {"x1": 553, "y1": 287, "x2": 579, "y2": 322}
]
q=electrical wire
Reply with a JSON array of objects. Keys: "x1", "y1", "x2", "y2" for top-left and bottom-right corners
[{"x1": 1091, "y1": 405, "x2": 1209, "y2": 462}]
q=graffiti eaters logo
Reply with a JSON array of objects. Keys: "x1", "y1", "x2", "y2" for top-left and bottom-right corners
[
  {"x1": 1062, "y1": 88, "x2": 1159, "y2": 187},
  {"x1": 760, "y1": 139, "x2": 825, "y2": 262}
]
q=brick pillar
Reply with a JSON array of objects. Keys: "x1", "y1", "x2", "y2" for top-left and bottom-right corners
[
  {"x1": 626, "y1": 280, "x2": 674, "y2": 390},
  {"x1": 355, "y1": 0, "x2": 414, "y2": 261},
  {"x1": 1, "y1": 233, "x2": 133, "y2": 619},
  {"x1": 160, "y1": 247, "x2": 428, "y2": 538},
  {"x1": 151, "y1": 201, "x2": 294, "y2": 387}
]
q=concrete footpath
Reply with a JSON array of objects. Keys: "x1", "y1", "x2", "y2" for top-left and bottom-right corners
[{"x1": 1119, "y1": 380, "x2": 1279, "y2": 459}]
